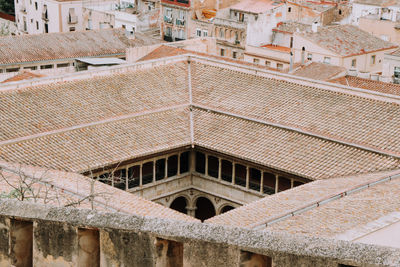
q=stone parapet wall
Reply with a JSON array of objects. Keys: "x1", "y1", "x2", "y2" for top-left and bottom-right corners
[{"x1": 0, "y1": 199, "x2": 399, "y2": 267}]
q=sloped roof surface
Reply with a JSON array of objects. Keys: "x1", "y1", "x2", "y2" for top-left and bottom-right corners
[
  {"x1": 299, "y1": 25, "x2": 397, "y2": 56},
  {"x1": 206, "y1": 169, "x2": 400, "y2": 229},
  {"x1": 329, "y1": 75, "x2": 400, "y2": 96},
  {"x1": 0, "y1": 161, "x2": 198, "y2": 222},
  {"x1": 290, "y1": 62, "x2": 346, "y2": 81},
  {"x1": 1, "y1": 57, "x2": 400, "y2": 179},
  {"x1": 0, "y1": 29, "x2": 134, "y2": 65}
]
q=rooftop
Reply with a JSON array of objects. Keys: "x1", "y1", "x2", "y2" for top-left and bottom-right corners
[
  {"x1": 329, "y1": 75, "x2": 400, "y2": 96},
  {"x1": 0, "y1": 160, "x2": 198, "y2": 222},
  {"x1": 298, "y1": 25, "x2": 398, "y2": 57},
  {"x1": 207, "y1": 169, "x2": 400, "y2": 232},
  {"x1": 290, "y1": 62, "x2": 346, "y2": 81},
  {"x1": 1, "y1": 56, "x2": 400, "y2": 180},
  {"x1": 273, "y1": 21, "x2": 311, "y2": 34},
  {"x1": 229, "y1": 0, "x2": 284, "y2": 14},
  {"x1": 1, "y1": 71, "x2": 45, "y2": 83},
  {"x1": 0, "y1": 29, "x2": 152, "y2": 65}
]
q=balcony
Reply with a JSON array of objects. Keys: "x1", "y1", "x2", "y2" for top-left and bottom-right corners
[
  {"x1": 214, "y1": 18, "x2": 246, "y2": 30},
  {"x1": 164, "y1": 16, "x2": 173, "y2": 24},
  {"x1": 176, "y1": 18, "x2": 185, "y2": 26}
]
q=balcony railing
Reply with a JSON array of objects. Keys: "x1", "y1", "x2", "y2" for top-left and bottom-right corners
[
  {"x1": 176, "y1": 18, "x2": 185, "y2": 26},
  {"x1": 164, "y1": 16, "x2": 173, "y2": 24}
]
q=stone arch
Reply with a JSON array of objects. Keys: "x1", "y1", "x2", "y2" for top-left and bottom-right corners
[
  {"x1": 194, "y1": 196, "x2": 216, "y2": 221},
  {"x1": 218, "y1": 205, "x2": 235, "y2": 215},
  {"x1": 170, "y1": 196, "x2": 189, "y2": 214}
]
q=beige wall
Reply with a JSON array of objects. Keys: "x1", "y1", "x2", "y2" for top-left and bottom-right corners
[
  {"x1": 359, "y1": 17, "x2": 400, "y2": 46},
  {"x1": 293, "y1": 33, "x2": 396, "y2": 73}
]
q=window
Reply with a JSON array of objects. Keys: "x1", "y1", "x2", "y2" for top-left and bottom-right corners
[
  {"x1": 113, "y1": 169, "x2": 126, "y2": 190},
  {"x1": 6, "y1": 68, "x2": 19, "y2": 73},
  {"x1": 338, "y1": 9, "x2": 342, "y2": 15},
  {"x1": 35, "y1": 2, "x2": 37, "y2": 10},
  {"x1": 253, "y1": 58, "x2": 259, "y2": 64},
  {"x1": 323, "y1": 57, "x2": 331, "y2": 64},
  {"x1": 165, "y1": 7, "x2": 172, "y2": 18},
  {"x1": 195, "y1": 152, "x2": 205, "y2": 174},
  {"x1": 235, "y1": 164, "x2": 246, "y2": 187},
  {"x1": 380, "y1": 34, "x2": 389, "y2": 41},
  {"x1": 219, "y1": 28, "x2": 224, "y2": 38},
  {"x1": 128, "y1": 165, "x2": 140, "y2": 188},
  {"x1": 394, "y1": 66, "x2": 400, "y2": 78},
  {"x1": 30, "y1": 19, "x2": 33, "y2": 23},
  {"x1": 249, "y1": 168, "x2": 261, "y2": 191},
  {"x1": 56, "y1": 63, "x2": 69, "y2": 68},
  {"x1": 307, "y1": 53, "x2": 312, "y2": 60},
  {"x1": 290, "y1": 37, "x2": 293, "y2": 48},
  {"x1": 263, "y1": 172, "x2": 275, "y2": 194},
  {"x1": 351, "y1": 58, "x2": 357, "y2": 68},
  {"x1": 44, "y1": 23, "x2": 48, "y2": 33},
  {"x1": 265, "y1": 61, "x2": 271, "y2": 67},
  {"x1": 167, "y1": 155, "x2": 178, "y2": 177},
  {"x1": 142, "y1": 161, "x2": 154, "y2": 185},
  {"x1": 155, "y1": 159, "x2": 166, "y2": 181},
  {"x1": 40, "y1": 64, "x2": 53, "y2": 69},
  {"x1": 196, "y1": 29, "x2": 201, "y2": 37},
  {"x1": 371, "y1": 55, "x2": 376, "y2": 65},
  {"x1": 221, "y1": 160, "x2": 232, "y2": 183},
  {"x1": 220, "y1": 48, "x2": 225, "y2": 56},
  {"x1": 207, "y1": 156, "x2": 219, "y2": 178},
  {"x1": 202, "y1": 30, "x2": 208, "y2": 37},
  {"x1": 278, "y1": 176, "x2": 291, "y2": 192},
  {"x1": 23, "y1": 66, "x2": 37, "y2": 70},
  {"x1": 36, "y1": 21, "x2": 38, "y2": 30},
  {"x1": 180, "y1": 151, "x2": 189, "y2": 174},
  {"x1": 232, "y1": 51, "x2": 237, "y2": 59},
  {"x1": 277, "y1": 63, "x2": 283, "y2": 70},
  {"x1": 238, "y1": 12, "x2": 244, "y2": 22}
]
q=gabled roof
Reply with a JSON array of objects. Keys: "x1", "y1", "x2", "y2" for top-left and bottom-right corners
[
  {"x1": 229, "y1": 0, "x2": 283, "y2": 14},
  {"x1": 290, "y1": 62, "x2": 346, "y2": 81},
  {"x1": 1, "y1": 71, "x2": 45, "y2": 83},
  {"x1": 298, "y1": 25, "x2": 398, "y2": 57},
  {"x1": 273, "y1": 21, "x2": 311, "y2": 34},
  {"x1": 1, "y1": 56, "x2": 400, "y2": 180},
  {"x1": 0, "y1": 161, "x2": 198, "y2": 222},
  {"x1": 206, "y1": 169, "x2": 400, "y2": 232},
  {"x1": 0, "y1": 29, "x2": 135, "y2": 65},
  {"x1": 329, "y1": 75, "x2": 400, "y2": 96}
]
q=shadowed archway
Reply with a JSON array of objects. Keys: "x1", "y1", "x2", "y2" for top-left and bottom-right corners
[{"x1": 195, "y1": 197, "x2": 216, "y2": 221}]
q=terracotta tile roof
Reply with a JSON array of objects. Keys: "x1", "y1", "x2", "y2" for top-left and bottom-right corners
[
  {"x1": 298, "y1": 25, "x2": 398, "y2": 57},
  {"x1": 229, "y1": 0, "x2": 284, "y2": 13},
  {"x1": 389, "y1": 47, "x2": 400, "y2": 56},
  {"x1": 190, "y1": 61, "x2": 400, "y2": 157},
  {"x1": 329, "y1": 75, "x2": 400, "y2": 96},
  {"x1": 0, "y1": 107, "x2": 191, "y2": 173},
  {"x1": 0, "y1": 161, "x2": 198, "y2": 222},
  {"x1": 0, "y1": 12, "x2": 15, "y2": 22},
  {"x1": 138, "y1": 45, "x2": 279, "y2": 71},
  {"x1": 206, "y1": 169, "x2": 400, "y2": 228},
  {"x1": 1, "y1": 58, "x2": 400, "y2": 179},
  {"x1": 0, "y1": 29, "x2": 135, "y2": 65},
  {"x1": 1, "y1": 71, "x2": 45, "y2": 83},
  {"x1": 0, "y1": 62, "x2": 189, "y2": 143},
  {"x1": 193, "y1": 108, "x2": 400, "y2": 180},
  {"x1": 273, "y1": 21, "x2": 311, "y2": 34},
  {"x1": 261, "y1": 44, "x2": 291, "y2": 53},
  {"x1": 266, "y1": 171, "x2": 400, "y2": 238},
  {"x1": 290, "y1": 62, "x2": 346, "y2": 81}
]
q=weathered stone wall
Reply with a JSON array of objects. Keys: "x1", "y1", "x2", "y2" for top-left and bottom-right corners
[{"x1": 0, "y1": 199, "x2": 399, "y2": 267}]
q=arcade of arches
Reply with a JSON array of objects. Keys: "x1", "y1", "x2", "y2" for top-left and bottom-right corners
[{"x1": 89, "y1": 148, "x2": 308, "y2": 221}]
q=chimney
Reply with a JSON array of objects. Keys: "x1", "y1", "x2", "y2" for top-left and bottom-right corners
[
  {"x1": 312, "y1": 22, "x2": 319, "y2": 33},
  {"x1": 301, "y1": 47, "x2": 305, "y2": 65}
]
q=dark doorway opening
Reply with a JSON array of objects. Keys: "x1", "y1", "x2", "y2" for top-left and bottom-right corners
[{"x1": 195, "y1": 197, "x2": 216, "y2": 221}]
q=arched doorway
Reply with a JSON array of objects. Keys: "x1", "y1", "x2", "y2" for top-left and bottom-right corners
[
  {"x1": 195, "y1": 197, "x2": 216, "y2": 221},
  {"x1": 170, "y1": 196, "x2": 188, "y2": 214},
  {"x1": 220, "y1": 205, "x2": 234, "y2": 214}
]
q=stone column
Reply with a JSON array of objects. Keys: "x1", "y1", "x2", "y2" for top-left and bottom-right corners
[
  {"x1": 153, "y1": 160, "x2": 156, "y2": 183},
  {"x1": 139, "y1": 165, "x2": 143, "y2": 187},
  {"x1": 189, "y1": 150, "x2": 196, "y2": 173},
  {"x1": 275, "y1": 175, "x2": 279, "y2": 194},
  {"x1": 260, "y1": 172, "x2": 264, "y2": 194},
  {"x1": 246, "y1": 166, "x2": 249, "y2": 189},
  {"x1": 218, "y1": 158, "x2": 222, "y2": 181},
  {"x1": 165, "y1": 158, "x2": 168, "y2": 179},
  {"x1": 177, "y1": 153, "x2": 181, "y2": 176},
  {"x1": 232, "y1": 162, "x2": 236, "y2": 185},
  {"x1": 205, "y1": 154, "x2": 208, "y2": 176}
]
